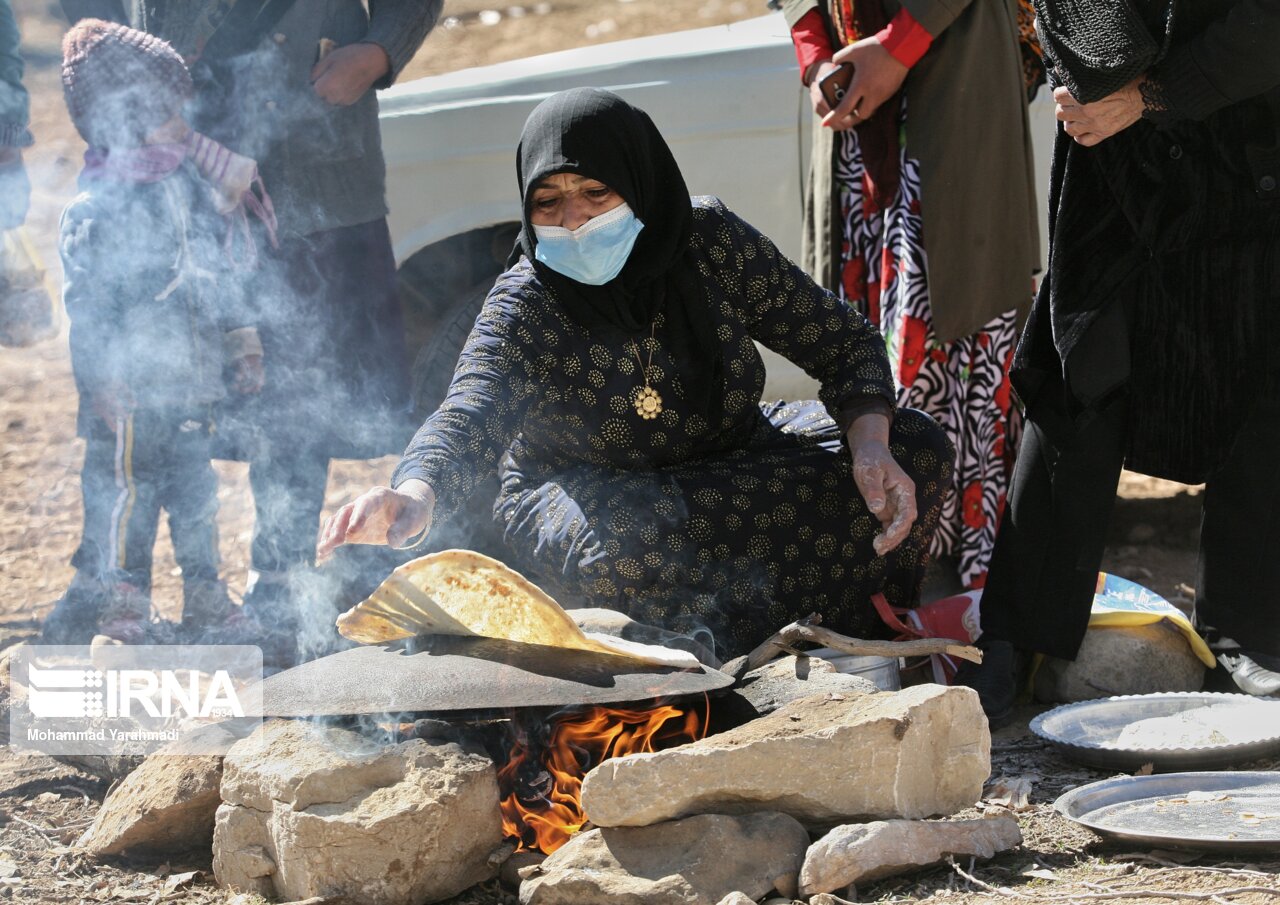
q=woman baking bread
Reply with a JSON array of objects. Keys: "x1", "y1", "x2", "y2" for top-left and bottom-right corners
[{"x1": 319, "y1": 88, "x2": 954, "y2": 658}]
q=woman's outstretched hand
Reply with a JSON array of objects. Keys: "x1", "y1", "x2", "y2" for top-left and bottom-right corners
[
  {"x1": 317, "y1": 479, "x2": 436, "y2": 561},
  {"x1": 1054, "y1": 78, "x2": 1145, "y2": 146},
  {"x1": 847, "y1": 413, "x2": 917, "y2": 555},
  {"x1": 823, "y1": 37, "x2": 908, "y2": 131}
]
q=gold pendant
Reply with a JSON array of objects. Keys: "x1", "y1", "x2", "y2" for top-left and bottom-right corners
[{"x1": 634, "y1": 385, "x2": 663, "y2": 420}]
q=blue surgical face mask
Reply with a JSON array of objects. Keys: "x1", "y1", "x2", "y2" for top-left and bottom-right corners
[{"x1": 532, "y1": 203, "x2": 645, "y2": 286}]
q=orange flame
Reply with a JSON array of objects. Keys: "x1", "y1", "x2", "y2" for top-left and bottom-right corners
[{"x1": 498, "y1": 699, "x2": 708, "y2": 854}]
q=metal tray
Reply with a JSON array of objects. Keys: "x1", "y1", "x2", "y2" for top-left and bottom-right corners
[
  {"x1": 1056, "y1": 771, "x2": 1280, "y2": 853},
  {"x1": 1030, "y1": 693, "x2": 1280, "y2": 772}
]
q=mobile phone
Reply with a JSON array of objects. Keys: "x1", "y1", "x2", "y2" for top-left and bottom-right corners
[{"x1": 818, "y1": 62, "x2": 855, "y2": 110}]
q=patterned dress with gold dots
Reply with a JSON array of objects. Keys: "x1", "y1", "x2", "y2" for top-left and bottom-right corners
[{"x1": 394, "y1": 198, "x2": 954, "y2": 657}]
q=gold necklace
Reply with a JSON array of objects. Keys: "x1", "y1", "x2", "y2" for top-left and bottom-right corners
[{"x1": 629, "y1": 322, "x2": 663, "y2": 420}]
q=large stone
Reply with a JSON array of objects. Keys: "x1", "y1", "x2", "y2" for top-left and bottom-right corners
[
  {"x1": 77, "y1": 753, "x2": 222, "y2": 855},
  {"x1": 519, "y1": 812, "x2": 810, "y2": 905},
  {"x1": 1034, "y1": 622, "x2": 1205, "y2": 703},
  {"x1": 719, "y1": 656, "x2": 879, "y2": 722},
  {"x1": 213, "y1": 719, "x2": 502, "y2": 905},
  {"x1": 799, "y1": 816, "x2": 1022, "y2": 895},
  {"x1": 581, "y1": 685, "x2": 988, "y2": 829}
]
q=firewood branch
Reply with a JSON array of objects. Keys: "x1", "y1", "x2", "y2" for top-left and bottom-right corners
[{"x1": 724, "y1": 613, "x2": 982, "y2": 681}]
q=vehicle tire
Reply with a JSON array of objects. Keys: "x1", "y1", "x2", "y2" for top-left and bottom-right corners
[{"x1": 408, "y1": 278, "x2": 492, "y2": 419}]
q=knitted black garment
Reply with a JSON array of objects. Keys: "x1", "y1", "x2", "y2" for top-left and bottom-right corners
[{"x1": 1033, "y1": 0, "x2": 1175, "y2": 103}]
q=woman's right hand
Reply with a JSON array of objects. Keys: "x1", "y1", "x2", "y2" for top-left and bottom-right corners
[
  {"x1": 316, "y1": 479, "x2": 436, "y2": 561},
  {"x1": 824, "y1": 37, "x2": 908, "y2": 131}
]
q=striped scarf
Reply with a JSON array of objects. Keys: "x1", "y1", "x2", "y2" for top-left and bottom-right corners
[
  {"x1": 82, "y1": 130, "x2": 278, "y2": 267},
  {"x1": 827, "y1": 0, "x2": 900, "y2": 209}
]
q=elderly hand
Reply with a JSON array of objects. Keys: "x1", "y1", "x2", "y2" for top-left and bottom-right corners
[
  {"x1": 317, "y1": 479, "x2": 436, "y2": 561},
  {"x1": 847, "y1": 413, "x2": 917, "y2": 555},
  {"x1": 311, "y1": 42, "x2": 390, "y2": 106},
  {"x1": 1054, "y1": 78, "x2": 1145, "y2": 146},
  {"x1": 823, "y1": 37, "x2": 908, "y2": 132}
]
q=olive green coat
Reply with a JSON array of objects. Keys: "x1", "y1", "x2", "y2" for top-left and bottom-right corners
[{"x1": 782, "y1": 0, "x2": 1040, "y2": 342}]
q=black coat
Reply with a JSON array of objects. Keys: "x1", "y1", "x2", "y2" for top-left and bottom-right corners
[
  {"x1": 980, "y1": 0, "x2": 1280, "y2": 659},
  {"x1": 1018, "y1": 0, "x2": 1280, "y2": 483}
]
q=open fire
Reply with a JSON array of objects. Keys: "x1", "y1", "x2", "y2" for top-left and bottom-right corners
[{"x1": 496, "y1": 698, "x2": 710, "y2": 854}]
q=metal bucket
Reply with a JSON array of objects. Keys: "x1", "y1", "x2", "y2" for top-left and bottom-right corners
[{"x1": 807, "y1": 648, "x2": 901, "y2": 691}]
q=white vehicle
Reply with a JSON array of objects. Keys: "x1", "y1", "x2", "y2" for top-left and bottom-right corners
[{"x1": 379, "y1": 14, "x2": 1053, "y2": 411}]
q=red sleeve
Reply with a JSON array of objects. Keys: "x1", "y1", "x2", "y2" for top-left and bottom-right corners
[
  {"x1": 791, "y1": 8, "x2": 835, "y2": 85},
  {"x1": 876, "y1": 6, "x2": 933, "y2": 68}
]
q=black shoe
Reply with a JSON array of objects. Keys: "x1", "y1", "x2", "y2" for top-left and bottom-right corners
[
  {"x1": 1197, "y1": 623, "x2": 1243, "y2": 655},
  {"x1": 953, "y1": 636, "x2": 1019, "y2": 730},
  {"x1": 41, "y1": 582, "x2": 106, "y2": 645}
]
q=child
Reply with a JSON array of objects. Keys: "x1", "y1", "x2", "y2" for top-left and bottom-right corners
[{"x1": 44, "y1": 19, "x2": 274, "y2": 644}]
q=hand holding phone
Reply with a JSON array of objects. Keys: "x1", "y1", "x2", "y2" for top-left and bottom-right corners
[{"x1": 818, "y1": 62, "x2": 855, "y2": 112}]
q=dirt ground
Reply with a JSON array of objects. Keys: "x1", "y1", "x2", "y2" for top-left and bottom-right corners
[{"x1": 1, "y1": 1, "x2": 1275, "y2": 903}]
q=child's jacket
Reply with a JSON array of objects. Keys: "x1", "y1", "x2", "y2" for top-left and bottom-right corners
[{"x1": 60, "y1": 159, "x2": 257, "y2": 436}]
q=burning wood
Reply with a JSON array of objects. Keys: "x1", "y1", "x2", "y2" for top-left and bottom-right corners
[{"x1": 495, "y1": 699, "x2": 709, "y2": 854}]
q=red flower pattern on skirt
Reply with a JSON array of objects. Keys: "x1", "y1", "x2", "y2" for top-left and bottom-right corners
[
  {"x1": 962, "y1": 481, "x2": 987, "y2": 529},
  {"x1": 898, "y1": 315, "x2": 928, "y2": 387}
]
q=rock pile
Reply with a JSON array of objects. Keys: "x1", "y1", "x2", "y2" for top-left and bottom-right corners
[
  {"x1": 66, "y1": 662, "x2": 1018, "y2": 903},
  {"x1": 522, "y1": 685, "x2": 1017, "y2": 904}
]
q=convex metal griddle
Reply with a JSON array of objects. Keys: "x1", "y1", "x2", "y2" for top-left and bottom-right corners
[{"x1": 250, "y1": 634, "x2": 733, "y2": 718}]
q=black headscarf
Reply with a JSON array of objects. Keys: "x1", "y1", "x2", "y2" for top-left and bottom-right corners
[{"x1": 515, "y1": 88, "x2": 723, "y2": 423}]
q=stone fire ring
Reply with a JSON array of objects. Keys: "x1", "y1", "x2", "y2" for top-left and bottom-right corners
[{"x1": 248, "y1": 635, "x2": 734, "y2": 718}]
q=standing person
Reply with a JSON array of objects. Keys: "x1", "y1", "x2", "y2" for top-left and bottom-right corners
[
  {"x1": 60, "y1": 0, "x2": 443, "y2": 640},
  {"x1": 783, "y1": 0, "x2": 1042, "y2": 590},
  {"x1": 960, "y1": 0, "x2": 1280, "y2": 723},
  {"x1": 0, "y1": 0, "x2": 30, "y2": 229},
  {"x1": 318, "y1": 89, "x2": 954, "y2": 659},
  {"x1": 45, "y1": 19, "x2": 268, "y2": 644}
]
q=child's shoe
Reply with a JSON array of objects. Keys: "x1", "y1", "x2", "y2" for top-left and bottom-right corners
[
  {"x1": 42, "y1": 573, "x2": 107, "y2": 645},
  {"x1": 182, "y1": 579, "x2": 295, "y2": 665},
  {"x1": 180, "y1": 578, "x2": 237, "y2": 640}
]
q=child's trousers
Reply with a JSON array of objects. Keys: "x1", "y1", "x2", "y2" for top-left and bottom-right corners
[{"x1": 72, "y1": 407, "x2": 221, "y2": 593}]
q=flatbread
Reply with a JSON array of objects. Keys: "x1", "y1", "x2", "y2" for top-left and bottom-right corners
[
  {"x1": 336, "y1": 550, "x2": 700, "y2": 669},
  {"x1": 1115, "y1": 704, "x2": 1271, "y2": 749}
]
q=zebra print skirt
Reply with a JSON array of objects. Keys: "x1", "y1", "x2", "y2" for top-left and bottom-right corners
[{"x1": 833, "y1": 124, "x2": 1023, "y2": 589}]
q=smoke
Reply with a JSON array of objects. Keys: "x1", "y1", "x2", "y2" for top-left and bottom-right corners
[
  {"x1": 30, "y1": 21, "x2": 420, "y2": 656},
  {"x1": 28, "y1": 13, "x2": 778, "y2": 674}
]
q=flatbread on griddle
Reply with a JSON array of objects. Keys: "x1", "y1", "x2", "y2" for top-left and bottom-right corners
[{"x1": 336, "y1": 550, "x2": 700, "y2": 669}]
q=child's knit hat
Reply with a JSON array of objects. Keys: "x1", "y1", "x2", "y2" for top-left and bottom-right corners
[{"x1": 61, "y1": 19, "x2": 193, "y2": 149}]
